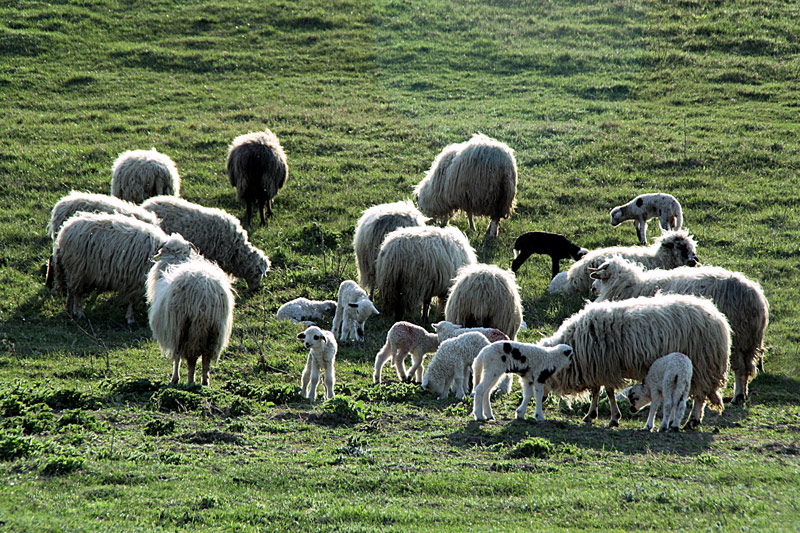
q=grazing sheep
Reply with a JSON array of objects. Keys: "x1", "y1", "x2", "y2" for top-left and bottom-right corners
[
  {"x1": 610, "y1": 193, "x2": 683, "y2": 245},
  {"x1": 48, "y1": 212, "x2": 169, "y2": 324},
  {"x1": 422, "y1": 332, "x2": 490, "y2": 399},
  {"x1": 226, "y1": 129, "x2": 288, "y2": 227},
  {"x1": 627, "y1": 352, "x2": 693, "y2": 432},
  {"x1": 353, "y1": 200, "x2": 427, "y2": 299},
  {"x1": 414, "y1": 133, "x2": 517, "y2": 238},
  {"x1": 146, "y1": 234, "x2": 234, "y2": 387},
  {"x1": 47, "y1": 191, "x2": 159, "y2": 241},
  {"x1": 375, "y1": 225, "x2": 477, "y2": 321},
  {"x1": 538, "y1": 294, "x2": 730, "y2": 428},
  {"x1": 111, "y1": 148, "x2": 180, "y2": 204},
  {"x1": 511, "y1": 231, "x2": 588, "y2": 278},
  {"x1": 444, "y1": 264, "x2": 523, "y2": 340},
  {"x1": 548, "y1": 230, "x2": 699, "y2": 296},
  {"x1": 142, "y1": 196, "x2": 270, "y2": 290},
  {"x1": 373, "y1": 321, "x2": 440, "y2": 384},
  {"x1": 276, "y1": 298, "x2": 337, "y2": 325},
  {"x1": 589, "y1": 255, "x2": 769, "y2": 404},
  {"x1": 472, "y1": 341, "x2": 574, "y2": 421},
  {"x1": 331, "y1": 280, "x2": 379, "y2": 342},
  {"x1": 297, "y1": 326, "x2": 337, "y2": 401}
]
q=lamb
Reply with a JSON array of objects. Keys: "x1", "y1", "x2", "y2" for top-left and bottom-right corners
[
  {"x1": 589, "y1": 255, "x2": 769, "y2": 404},
  {"x1": 422, "y1": 332, "x2": 491, "y2": 399},
  {"x1": 47, "y1": 191, "x2": 159, "y2": 241},
  {"x1": 297, "y1": 326, "x2": 337, "y2": 401},
  {"x1": 142, "y1": 196, "x2": 270, "y2": 290},
  {"x1": 548, "y1": 230, "x2": 699, "y2": 296},
  {"x1": 538, "y1": 293, "x2": 731, "y2": 428},
  {"x1": 111, "y1": 148, "x2": 180, "y2": 204},
  {"x1": 353, "y1": 200, "x2": 427, "y2": 299},
  {"x1": 331, "y1": 280, "x2": 379, "y2": 342},
  {"x1": 444, "y1": 264, "x2": 523, "y2": 340},
  {"x1": 511, "y1": 231, "x2": 588, "y2": 278},
  {"x1": 610, "y1": 193, "x2": 683, "y2": 245},
  {"x1": 48, "y1": 212, "x2": 169, "y2": 324},
  {"x1": 226, "y1": 129, "x2": 289, "y2": 227},
  {"x1": 373, "y1": 321, "x2": 440, "y2": 384},
  {"x1": 414, "y1": 133, "x2": 517, "y2": 238},
  {"x1": 276, "y1": 298, "x2": 337, "y2": 324},
  {"x1": 626, "y1": 352, "x2": 693, "y2": 432},
  {"x1": 375, "y1": 225, "x2": 477, "y2": 321},
  {"x1": 472, "y1": 341, "x2": 574, "y2": 421},
  {"x1": 146, "y1": 234, "x2": 234, "y2": 387}
]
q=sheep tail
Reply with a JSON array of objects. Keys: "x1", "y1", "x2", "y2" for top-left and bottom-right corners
[
  {"x1": 45, "y1": 254, "x2": 55, "y2": 289},
  {"x1": 471, "y1": 351, "x2": 485, "y2": 392}
]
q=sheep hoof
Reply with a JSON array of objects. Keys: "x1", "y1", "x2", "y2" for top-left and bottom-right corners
[
  {"x1": 684, "y1": 419, "x2": 701, "y2": 430},
  {"x1": 608, "y1": 419, "x2": 620, "y2": 428},
  {"x1": 731, "y1": 394, "x2": 746, "y2": 405}
]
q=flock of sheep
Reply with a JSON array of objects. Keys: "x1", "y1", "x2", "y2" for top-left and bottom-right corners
[{"x1": 44, "y1": 129, "x2": 769, "y2": 432}]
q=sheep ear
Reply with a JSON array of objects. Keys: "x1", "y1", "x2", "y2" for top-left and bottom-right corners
[
  {"x1": 348, "y1": 303, "x2": 359, "y2": 308},
  {"x1": 296, "y1": 333, "x2": 305, "y2": 340}
]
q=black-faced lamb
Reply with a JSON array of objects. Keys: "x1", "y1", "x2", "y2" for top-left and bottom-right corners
[
  {"x1": 422, "y1": 332, "x2": 490, "y2": 399},
  {"x1": 331, "y1": 280, "x2": 379, "y2": 342},
  {"x1": 414, "y1": 133, "x2": 517, "y2": 238},
  {"x1": 589, "y1": 255, "x2": 768, "y2": 404},
  {"x1": 511, "y1": 231, "x2": 588, "y2": 278},
  {"x1": 610, "y1": 193, "x2": 683, "y2": 245},
  {"x1": 226, "y1": 129, "x2": 288, "y2": 227},
  {"x1": 276, "y1": 298, "x2": 337, "y2": 325},
  {"x1": 111, "y1": 148, "x2": 180, "y2": 204},
  {"x1": 142, "y1": 196, "x2": 270, "y2": 290},
  {"x1": 627, "y1": 352, "x2": 693, "y2": 432},
  {"x1": 373, "y1": 321, "x2": 440, "y2": 384},
  {"x1": 146, "y1": 234, "x2": 234, "y2": 387},
  {"x1": 297, "y1": 326, "x2": 337, "y2": 401}
]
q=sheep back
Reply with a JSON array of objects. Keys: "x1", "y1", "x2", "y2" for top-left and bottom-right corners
[
  {"x1": 226, "y1": 130, "x2": 288, "y2": 204},
  {"x1": 111, "y1": 148, "x2": 180, "y2": 204},
  {"x1": 48, "y1": 191, "x2": 159, "y2": 241}
]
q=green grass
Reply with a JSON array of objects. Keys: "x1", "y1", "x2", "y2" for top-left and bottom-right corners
[{"x1": 1, "y1": 0, "x2": 800, "y2": 529}]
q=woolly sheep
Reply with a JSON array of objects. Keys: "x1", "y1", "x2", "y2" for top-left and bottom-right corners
[
  {"x1": 548, "y1": 230, "x2": 699, "y2": 296},
  {"x1": 331, "y1": 280, "x2": 379, "y2": 342},
  {"x1": 610, "y1": 193, "x2": 683, "y2": 245},
  {"x1": 297, "y1": 326, "x2": 338, "y2": 401},
  {"x1": 589, "y1": 255, "x2": 769, "y2": 404},
  {"x1": 627, "y1": 352, "x2": 693, "y2": 432},
  {"x1": 146, "y1": 234, "x2": 234, "y2": 387},
  {"x1": 47, "y1": 191, "x2": 159, "y2": 241},
  {"x1": 511, "y1": 231, "x2": 588, "y2": 278},
  {"x1": 472, "y1": 341, "x2": 574, "y2": 421},
  {"x1": 373, "y1": 321, "x2": 440, "y2": 384},
  {"x1": 375, "y1": 225, "x2": 477, "y2": 321},
  {"x1": 414, "y1": 133, "x2": 517, "y2": 238},
  {"x1": 142, "y1": 196, "x2": 270, "y2": 290},
  {"x1": 48, "y1": 212, "x2": 169, "y2": 324},
  {"x1": 111, "y1": 148, "x2": 180, "y2": 204},
  {"x1": 276, "y1": 298, "x2": 337, "y2": 325},
  {"x1": 422, "y1": 332, "x2": 490, "y2": 399},
  {"x1": 538, "y1": 293, "x2": 730, "y2": 428},
  {"x1": 353, "y1": 200, "x2": 427, "y2": 299},
  {"x1": 226, "y1": 129, "x2": 288, "y2": 227},
  {"x1": 444, "y1": 263, "x2": 523, "y2": 340}
]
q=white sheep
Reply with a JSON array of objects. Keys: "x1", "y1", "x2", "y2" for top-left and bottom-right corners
[
  {"x1": 375, "y1": 225, "x2": 477, "y2": 321},
  {"x1": 331, "y1": 280, "x2": 379, "y2": 342},
  {"x1": 276, "y1": 298, "x2": 337, "y2": 325},
  {"x1": 111, "y1": 148, "x2": 180, "y2": 204},
  {"x1": 626, "y1": 352, "x2": 693, "y2": 432},
  {"x1": 146, "y1": 234, "x2": 234, "y2": 387},
  {"x1": 472, "y1": 341, "x2": 574, "y2": 421},
  {"x1": 610, "y1": 193, "x2": 683, "y2": 245},
  {"x1": 47, "y1": 191, "x2": 159, "y2": 241},
  {"x1": 226, "y1": 129, "x2": 289, "y2": 227},
  {"x1": 422, "y1": 332, "x2": 491, "y2": 400},
  {"x1": 297, "y1": 326, "x2": 337, "y2": 401},
  {"x1": 414, "y1": 133, "x2": 517, "y2": 237},
  {"x1": 48, "y1": 212, "x2": 169, "y2": 324},
  {"x1": 373, "y1": 321, "x2": 440, "y2": 384},
  {"x1": 142, "y1": 196, "x2": 270, "y2": 290},
  {"x1": 589, "y1": 255, "x2": 769, "y2": 404},
  {"x1": 353, "y1": 200, "x2": 427, "y2": 299}
]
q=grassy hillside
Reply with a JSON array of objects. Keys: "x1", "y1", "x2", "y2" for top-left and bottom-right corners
[{"x1": 1, "y1": 0, "x2": 799, "y2": 530}]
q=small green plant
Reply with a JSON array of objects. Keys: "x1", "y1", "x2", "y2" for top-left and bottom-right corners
[
  {"x1": 506, "y1": 437, "x2": 555, "y2": 459},
  {"x1": 354, "y1": 382, "x2": 423, "y2": 403},
  {"x1": 41, "y1": 454, "x2": 85, "y2": 476},
  {"x1": 144, "y1": 418, "x2": 176, "y2": 436},
  {"x1": 57, "y1": 409, "x2": 101, "y2": 431},
  {"x1": 0, "y1": 433, "x2": 38, "y2": 461},
  {"x1": 320, "y1": 396, "x2": 366, "y2": 423},
  {"x1": 150, "y1": 387, "x2": 206, "y2": 412}
]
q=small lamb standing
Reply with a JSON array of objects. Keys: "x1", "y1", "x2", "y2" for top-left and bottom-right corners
[
  {"x1": 226, "y1": 129, "x2": 289, "y2": 227},
  {"x1": 276, "y1": 298, "x2": 337, "y2": 324},
  {"x1": 472, "y1": 341, "x2": 574, "y2": 421},
  {"x1": 627, "y1": 352, "x2": 693, "y2": 432},
  {"x1": 297, "y1": 326, "x2": 338, "y2": 401},
  {"x1": 147, "y1": 235, "x2": 235, "y2": 387},
  {"x1": 610, "y1": 193, "x2": 683, "y2": 245},
  {"x1": 511, "y1": 231, "x2": 588, "y2": 279},
  {"x1": 111, "y1": 148, "x2": 180, "y2": 204},
  {"x1": 373, "y1": 321, "x2": 440, "y2": 384},
  {"x1": 331, "y1": 280, "x2": 379, "y2": 342},
  {"x1": 422, "y1": 332, "x2": 491, "y2": 400}
]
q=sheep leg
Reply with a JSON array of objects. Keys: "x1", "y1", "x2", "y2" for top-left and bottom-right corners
[
  {"x1": 551, "y1": 257, "x2": 561, "y2": 279},
  {"x1": 486, "y1": 219, "x2": 499, "y2": 239},
  {"x1": 454, "y1": 374, "x2": 465, "y2": 400},
  {"x1": 186, "y1": 358, "x2": 197, "y2": 385},
  {"x1": 393, "y1": 348, "x2": 411, "y2": 382},
  {"x1": 634, "y1": 219, "x2": 647, "y2": 245},
  {"x1": 468, "y1": 212, "x2": 476, "y2": 231},
  {"x1": 644, "y1": 403, "x2": 658, "y2": 432},
  {"x1": 421, "y1": 299, "x2": 431, "y2": 323},
  {"x1": 406, "y1": 351, "x2": 425, "y2": 383},
  {"x1": 201, "y1": 356, "x2": 211, "y2": 387},
  {"x1": 307, "y1": 364, "x2": 321, "y2": 402},
  {"x1": 125, "y1": 302, "x2": 135, "y2": 325},
  {"x1": 473, "y1": 372, "x2": 503, "y2": 420},
  {"x1": 659, "y1": 395, "x2": 672, "y2": 432},
  {"x1": 583, "y1": 387, "x2": 600, "y2": 423},
  {"x1": 659, "y1": 213, "x2": 672, "y2": 232},
  {"x1": 372, "y1": 344, "x2": 393, "y2": 384},
  {"x1": 170, "y1": 356, "x2": 181, "y2": 384},
  {"x1": 515, "y1": 379, "x2": 534, "y2": 420},
  {"x1": 685, "y1": 394, "x2": 705, "y2": 429},
  {"x1": 672, "y1": 391, "x2": 688, "y2": 431},
  {"x1": 495, "y1": 374, "x2": 513, "y2": 395},
  {"x1": 732, "y1": 371, "x2": 748, "y2": 405},
  {"x1": 301, "y1": 356, "x2": 313, "y2": 399},
  {"x1": 67, "y1": 293, "x2": 85, "y2": 320},
  {"x1": 331, "y1": 308, "x2": 343, "y2": 340},
  {"x1": 244, "y1": 201, "x2": 253, "y2": 228},
  {"x1": 533, "y1": 382, "x2": 548, "y2": 422},
  {"x1": 607, "y1": 387, "x2": 621, "y2": 427},
  {"x1": 323, "y1": 364, "x2": 335, "y2": 400}
]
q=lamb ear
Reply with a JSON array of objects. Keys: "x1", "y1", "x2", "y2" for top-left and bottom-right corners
[
  {"x1": 348, "y1": 303, "x2": 359, "y2": 308},
  {"x1": 296, "y1": 332, "x2": 305, "y2": 340}
]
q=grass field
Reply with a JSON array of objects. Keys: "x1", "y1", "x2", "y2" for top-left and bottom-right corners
[{"x1": 1, "y1": 0, "x2": 799, "y2": 530}]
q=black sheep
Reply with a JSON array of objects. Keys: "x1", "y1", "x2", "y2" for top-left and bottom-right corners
[{"x1": 511, "y1": 231, "x2": 588, "y2": 279}]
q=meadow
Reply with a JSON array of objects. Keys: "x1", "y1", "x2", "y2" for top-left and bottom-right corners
[{"x1": 1, "y1": 0, "x2": 799, "y2": 530}]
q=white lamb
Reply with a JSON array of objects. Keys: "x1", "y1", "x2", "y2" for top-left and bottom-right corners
[
  {"x1": 627, "y1": 352, "x2": 693, "y2": 432},
  {"x1": 331, "y1": 280, "x2": 379, "y2": 342},
  {"x1": 297, "y1": 326, "x2": 338, "y2": 401},
  {"x1": 276, "y1": 298, "x2": 337, "y2": 324},
  {"x1": 373, "y1": 321, "x2": 440, "y2": 384},
  {"x1": 422, "y1": 332, "x2": 490, "y2": 400},
  {"x1": 610, "y1": 193, "x2": 683, "y2": 245}
]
